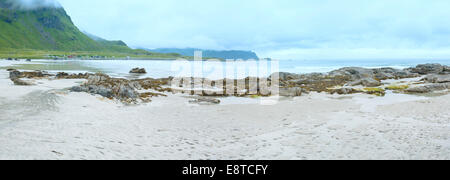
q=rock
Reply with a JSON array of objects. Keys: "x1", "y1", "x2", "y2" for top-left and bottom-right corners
[
  {"x1": 9, "y1": 70, "x2": 21, "y2": 79},
  {"x1": 56, "y1": 72, "x2": 91, "y2": 79},
  {"x1": 6, "y1": 68, "x2": 16, "y2": 72},
  {"x1": 130, "y1": 68, "x2": 147, "y2": 74},
  {"x1": 422, "y1": 74, "x2": 450, "y2": 83},
  {"x1": 407, "y1": 64, "x2": 445, "y2": 75},
  {"x1": 70, "y1": 86, "x2": 88, "y2": 92},
  {"x1": 444, "y1": 66, "x2": 450, "y2": 73},
  {"x1": 405, "y1": 83, "x2": 450, "y2": 93},
  {"x1": 282, "y1": 73, "x2": 350, "y2": 93},
  {"x1": 362, "y1": 87, "x2": 386, "y2": 96},
  {"x1": 329, "y1": 87, "x2": 361, "y2": 95},
  {"x1": 56, "y1": 72, "x2": 69, "y2": 78},
  {"x1": 12, "y1": 78, "x2": 34, "y2": 86},
  {"x1": 279, "y1": 87, "x2": 304, "y2": 97},
  {"x1": 118, "y1": 85, "x2": 138, "y2": 99},
  {"x1": 26, "y1": 59, "x2": 31, "y2": 62},
  {"x1": 330, "y1": 67, "x2": 374, "y2": 80},
  {"x1": 96, "y1": 87, "x2": 114, "y2": 98},
  {"x1": 189, "y1": 97, "x2": 221, "y2": 105},
  {"x1": 346, "y1": 78, "x2": 381, "y2": 87},
  {"x1": 69, "y1": 73, "x2": 170, "y2": 103},
  {"x1": 273, "y1": 72, "x2": 302, "y2": 81},
  {"x1": 373, "y1": 71, "x2": 395, "y2": 80},
  {"x1": 7, "y1": 58, "x2": 12, "y2": 60},
  {"x1": 373, "y1": 68, "x2": 419, "y2": 79},
  {"x1": 10, "y1": 70, "x2": 49, "y2": 79}
]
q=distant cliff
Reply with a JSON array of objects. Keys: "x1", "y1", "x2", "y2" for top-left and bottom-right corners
[{"x1": 147, "y1": 48, "x2": 259, "y2": 60}]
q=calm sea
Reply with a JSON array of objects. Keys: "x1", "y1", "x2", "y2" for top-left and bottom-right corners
[{"x1": 28, "y1": 59, "x2": 450, "y2": 79}]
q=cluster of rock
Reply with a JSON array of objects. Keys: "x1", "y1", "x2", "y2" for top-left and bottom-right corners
[
  {"x1": 70, "y1": 73, "x2": 169, "y2": 103},
  {"x1": 402, "y1": 64, "x2": 450, "y2": 93},
  {"x1": 163, "y1": 63, "x2": 450, "y2": 98},
  {"x1": 8, "y1": 69, "x2": 169, "y2": 103},
  {"x1": 56, "y1": 72, "x2": 92, "y2": 79},
  {"x1": 6, "y1": 64, "x2": 450, "y2": 103},
  {"x1": 170, "y1": 76, "x2": 293, "y2": 98},
  {"x1": 129, "y1": 68, "x2": 147, "y2": 74},
  {"x1": 8, "y1": 69, "x2": 52, "y2": 86},
  {"x1": 278, "y1": 63, "x2": 450, "y2": 96}
]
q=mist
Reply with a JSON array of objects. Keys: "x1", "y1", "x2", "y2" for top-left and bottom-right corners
[{"x1": 6, "y1": 0, "x2": 61, "y2": 10}]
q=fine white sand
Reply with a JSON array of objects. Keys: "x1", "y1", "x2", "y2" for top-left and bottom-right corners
[{"x1": 0, "y1": 62, "x2": 449, "y2": 160}]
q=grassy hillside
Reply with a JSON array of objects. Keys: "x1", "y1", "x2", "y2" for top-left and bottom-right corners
[{"x1": 0, "y1": 0, "x2": 181, "y2": 59}]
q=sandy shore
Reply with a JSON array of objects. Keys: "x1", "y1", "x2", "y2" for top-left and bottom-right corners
[{"x1": 0, "y1": 62, "x2": 449, "y2": 160}]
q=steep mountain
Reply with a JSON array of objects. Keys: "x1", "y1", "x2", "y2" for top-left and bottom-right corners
[
  {"x1": 147, "y1": 48, "x2": 259, "y2": 60},
  {"x1": 0, "y1": 0, "x2": 129, "y2": 52}
]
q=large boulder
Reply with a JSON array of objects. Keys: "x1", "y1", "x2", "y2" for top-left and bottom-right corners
[
  {"x1": 444, "y1": 66, "x2": 450, "y2": 74},
  {"x1": 69, "y1": 73, "x2": 170, "y2": 103},
  {"x1": 405, "y1": 83, "x2": 450, "y2": 93},
  {"x1": 279, "y1": 87, "x2": 304, "y2": 97},
  {"x1": 70, "y1": 74, "x2": 139, "y2": 101},
  {"x1": 12, "y1": 78, "x2": 34, "y2": 86},
  {"x1": 422, "y1": 74, "x2": 450, "y2": 83},
  {"x1": 329, "y1": 67, "x2": 374, "y2": 80},
  {"x1": 407, "y1": 64, "x2": 445, "y2": 75},
  {"x1": 373, "y1": 68, "x2": 419, "y2": 79},
  {"x1": 9, "y1": 70, "x2": 21, "y2": 79},
  {"x1": 56, "y1": 72, "x2": 92, "y2": 79},
  {"x1": 189, "y1": 97, "x2": 221, "y2": 105},
  {"x1": 274, "y1": 72, "x2": 302, "y2": 81},
  {"x1": 9, "y1": 70, "x2": 49, "y2": 80},
  {"x1": 346, "y1": 78, "x2": 381, "y2": 87},
  {"x1": 130, "y1": 68, "x2": 147, "y2": 74},
  {"x1": 329, "y1": 87, "x2": 361, "y2": 95}
]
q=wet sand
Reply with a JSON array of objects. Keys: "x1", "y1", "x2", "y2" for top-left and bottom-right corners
[{"x1": 0, "y1": 61, "x2": 449, "y2": 160}]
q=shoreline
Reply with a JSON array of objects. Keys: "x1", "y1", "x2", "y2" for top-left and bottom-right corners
[{"x1": 0, "y1": 60, "x2": 449, "y2": 160}]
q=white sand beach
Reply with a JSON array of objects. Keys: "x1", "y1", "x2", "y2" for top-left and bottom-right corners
[{"x1": 0, "y1": 63, "x2": 449, "y2": 160}]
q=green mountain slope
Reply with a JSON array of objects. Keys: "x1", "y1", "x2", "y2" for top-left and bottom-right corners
[
  {"x1": 0, "y1": 1, "x2": 106, "y2": 51},
  {"x1": 0, "y1": 0, "x2": 181, "y2": 59}
]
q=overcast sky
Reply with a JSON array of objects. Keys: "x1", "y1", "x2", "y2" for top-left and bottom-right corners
[{"x1": 56, "y1": 0, "x2": 450, "y2": 60}]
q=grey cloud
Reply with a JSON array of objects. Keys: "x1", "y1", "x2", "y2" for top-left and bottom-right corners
[
  {"x1": 56, "y1": 0, "x2": 450, "y2": 59},
  {"x1": 6, "y1": 0, "x2": 61, "y2": 10}
]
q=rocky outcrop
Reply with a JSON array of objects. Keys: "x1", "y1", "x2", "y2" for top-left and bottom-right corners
[
  {"x1": 329, "y1": 67, "x2": 375, "y2": 80},
  {"x1": 329, "y1": 87, "x2": 362, "y2": 95},
  {"x1": 346, "y1": 78, "x2": 381, "y2": 87},
  {"x1": 70, "y1": 73, "x2": 170, "y2": 103},
  {"x1": 56, "y1": 72, "x2": 92, "y2": 79},
  {"x1": 189, "y1": 97, "x2": 221, "y2": 105},
  {"x1": 405, "y1": 83, "x2": 450, "y2": 93},
  {"x1": 9, "y1": 70, "x2": 21, "y2": 80},
  {"x1": 9, "y1": 70, "x2": 51, "y2": 79},
  {"x1": 130, "y1": 68, "x2": 147, "y2": 74},
  {"x1": 373, "y1": 68, "x2": 419, "y2": 80},
  {"x1": 330, "y1": 67, "x2": 419, "y2": 81},
  {"x1": 444, "y1": 66, "x2": 450, "y2": 73},
  {"x1": 9, "y1": 70, "x2": 52, "y2": 86},
  {"x1": 71, "y1": 73, "x2": 139, "y2": 101},
  {"x1": 271, "y1": 65, "x2": 425, "y2": 96},
  {"x1": 406, "y1": 64, "x2": 448, "y2": 75},
  {"x1": 12, "y1": 78, "x2": 35, "y2": 86},
  {"x1": 279, "y1": 87, "x2": 305, "y2": 97},
  {"x1": 422, "y1": 74, "x2": 450, "y2": 83}
]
